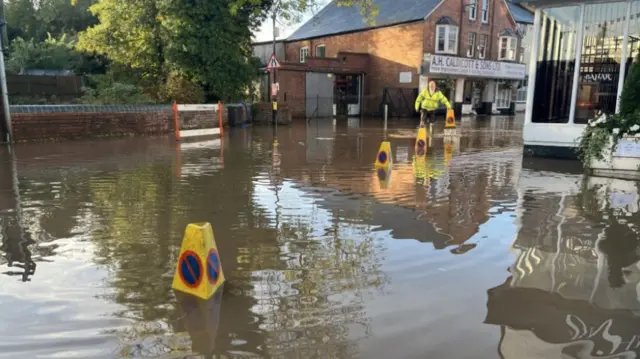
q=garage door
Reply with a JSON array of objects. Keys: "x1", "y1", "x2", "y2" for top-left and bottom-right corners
[{"x1": 305, "y1": 72, "x2": 334, "y2": 118}]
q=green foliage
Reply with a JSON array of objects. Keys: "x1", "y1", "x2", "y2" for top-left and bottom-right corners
[
  {"x1": 76, "y1": 0, "x2": 165, "y2": 80},
  {"x1": 229, "y1": 0, "x2": 378, "y2": 26},
  {"x1": 161, "y1": 73, "x2": 205, "y2": 104},
  {"x1": 620, "y1": 54, "x2": 640, "y2": 117},
  {"x1": 6, "y1": 33, "x2": 84, "y2": 74},
  {"x1": 5, "y1": 0, "x2": 98, "y2": 42},
  {"x1": 578, "y1": 57, "x2": 640, "y2": 167},
  {"x1": 79, "y1": 72, "x2": 157, "y2": 105},
  {"x1": 577, "y1": 111, "x2": 640, "y2": 166}
]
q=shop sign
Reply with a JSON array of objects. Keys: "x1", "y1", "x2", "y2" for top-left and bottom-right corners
[
  {"x1": 427, "y1": 54, "x2": 526, "y2": 80},
  {"x1": 581, "y1": 73, "x2": 614, "y2": 83}
]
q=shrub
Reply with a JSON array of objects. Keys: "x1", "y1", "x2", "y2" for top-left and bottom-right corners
[
  {"x1": 620, "y1": 53, "x2": 640, "y2": 117},
  {"x1": 79, "y1": 73, "x2": 157, "y2": 105},
  {"x1": 161, "y1": 73, "x2": 205, "y2": 104},
  {"x1": 6, "y1": 33, "x2": 83, "y2": 74}
]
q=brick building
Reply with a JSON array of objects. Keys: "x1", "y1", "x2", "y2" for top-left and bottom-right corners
[{"x1": 259, "y1": 0, "x2": 533, "y2": 119}]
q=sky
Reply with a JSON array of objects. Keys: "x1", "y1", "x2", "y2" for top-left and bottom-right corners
[{"x1": 252, "y1": 2, "x2": 328, "y2": 43}]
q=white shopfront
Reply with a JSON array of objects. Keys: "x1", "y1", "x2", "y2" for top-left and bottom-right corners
[
  {"x1": 520, "y1": 0, "x2": 640, "y2": 158},
  {"x1": 422, "y1": 54, "x2": 526, "y2": 116}
]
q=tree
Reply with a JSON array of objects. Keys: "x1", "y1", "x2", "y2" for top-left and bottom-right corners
[
  {"x1": 620, "y1": 53, "x2": 640, "y2": 117},
  {"x1": 162, "y1": 0, "x2": 266, "y2": 101},
  {"x1": 5, "y1": 0, "x2": 98, "y2": 43},
  {"x1": 6, "y1": 33, "x2": 83, "y2": 74},
  {"x1": 230, "y1": 0, "x2": 379, "y2": 27}
]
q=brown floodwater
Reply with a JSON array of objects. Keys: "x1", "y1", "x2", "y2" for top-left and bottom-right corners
[{"x1": 1, "y1": 116, "x2": 640, "y2": 358}]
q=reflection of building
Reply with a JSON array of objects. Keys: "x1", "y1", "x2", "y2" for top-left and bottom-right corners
[
  {"x1": 273, "y1": 120, "x2": 522, "y2": 251},
  {"x1": 254, "y1": 0, "x2": 530, "y2": 118},
  {"x1": 520, "y1": 0, "x2": 640, "y2": 158},
  {"x1": 486, "y1": 168, "x2": 640, "y2": 358}
]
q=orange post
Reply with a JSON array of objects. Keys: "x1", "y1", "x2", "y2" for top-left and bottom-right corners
[
  {"x1": 217, "y1": 101, "x2": 224, "y2": 137},
  {"x1": 173, "y1": 101, "x2": 181, "y2": 141}
]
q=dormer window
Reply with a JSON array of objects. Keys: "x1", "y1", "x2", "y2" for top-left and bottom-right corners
[
  {"x1": 435, "y1": 17, "x2": 459, "y2": 55},
  {"x1": 499, "y1": 29, "x2": 518, "y2": 61}
]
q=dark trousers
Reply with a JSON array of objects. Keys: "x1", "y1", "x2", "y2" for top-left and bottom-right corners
[{"x1": 420, "y1": 110, "x2": 437, "y2": 124}]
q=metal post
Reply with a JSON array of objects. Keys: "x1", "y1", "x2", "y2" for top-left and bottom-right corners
[
  {"x1": 384, "y1": 104, "x2": 388, "y2": 133},
  {"x1": 525, "y1": 9, "x2": 542, "y2": 125},
  {"x1": 271, "y1": 13, "x2": 277, "y2": 127},
  {"x1": 0, "y1": 2, "x2": 11, "y2": 144},
  {"x1": 616, "y1": 1, "x2": 632, "y2": 114},
  {"x1": 568, "y1": 4, "x2": 585, "y2": 124}
]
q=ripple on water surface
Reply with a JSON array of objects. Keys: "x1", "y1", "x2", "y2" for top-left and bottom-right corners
[{"x1": 1, "y1": 117, "x2": 640, "y2": 358}]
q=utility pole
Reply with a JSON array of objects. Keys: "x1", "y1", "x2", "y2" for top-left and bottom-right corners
[
  {"x1": 0, "y1": 0, "x2": 11, "y2": 144},
  {"x1": 271, "y1": 11, "x2": 277, "y2": 126}
]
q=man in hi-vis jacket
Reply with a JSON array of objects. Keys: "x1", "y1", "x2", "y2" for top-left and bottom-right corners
[{"x1": 415, "y1": 80, "x2": 452, "y2": 127}]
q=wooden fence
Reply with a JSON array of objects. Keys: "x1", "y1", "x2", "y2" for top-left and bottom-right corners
[{"x1": 7, "y1": 75, "x2": 83, "y2": 100}]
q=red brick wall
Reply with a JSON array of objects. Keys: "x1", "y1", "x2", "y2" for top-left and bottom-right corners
[
  {"x1": 271, "y1": 69, "x2": 306, "y2": 118},
  {"x1": 285, "y1": 21, "x2": 424, "y2": 115},
  {"x1": 11, "y1": 107, "x2": 230, "y2": 142},
  {"x1": 424, "y1": 0, "x2": 519, "y2": 61}
]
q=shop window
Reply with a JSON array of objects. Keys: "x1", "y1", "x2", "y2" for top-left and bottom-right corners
[
  {"x1": 495, "y1": 81, "x2": 512, "y2": 109},
  {"x1": 300, "y1": 47, "x2": 309, "y2": 63},
  {"x1": 531, "y1": 6, "x2": 581, "y2": 123},
  {"x1": 467, "y1": 33, "x2": 476, "y2": 57},
  {"x1": 436, "y1": 24, "x2": 458, "y2": 54},
  {"x1": 315, "y1": 44, "x2": 326, "y2": 57},
  {"x1": 574, "y1": 2, "x2": 628, "y2": 124},
  {"x1": 478, "y1": 34, "x2": 488, "y2": 59},
  {"x1": 468, "y1": 0, "x2": 477, "y2": 21},
  {"x1": 499, "y1": 31, "x2": 518, "y2": 61},
  {"x1": 481, "y1": 0, "x2": 489, "y2": 23},
  {"x1": 516, "y1": 78, "x2": 527, "y2": 103}
]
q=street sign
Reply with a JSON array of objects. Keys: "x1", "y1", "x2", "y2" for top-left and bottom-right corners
[{"x1": 266, "y1": 53, "x2": 281, "y2": 70}]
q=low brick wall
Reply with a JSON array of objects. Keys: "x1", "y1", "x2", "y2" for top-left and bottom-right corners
[{"x1": 8, "y1": 104, "x2": 230, "y2": 142}]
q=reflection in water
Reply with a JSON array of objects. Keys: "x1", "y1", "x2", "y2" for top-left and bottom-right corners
[
  {"x1": 487, "y1": 167, "x2": 640, "y2": 358},
  {"x1": 4, "y1": 116, "x2": 640, "y2": 358}
]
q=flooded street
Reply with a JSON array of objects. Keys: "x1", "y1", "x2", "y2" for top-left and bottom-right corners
[{"x1": 1, "y1": 116, "x2": 640, "y2": 358}]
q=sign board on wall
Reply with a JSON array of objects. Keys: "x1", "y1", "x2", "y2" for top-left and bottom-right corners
[
  {"x1": 399, "y1": 72, "x2": 412, "y2": 83},
  {"x1": 614, "y1": 138, "x2": 640, "y2": 158},
  {"x1": 427, "y1": 54, "x2": 526, "y2": 80}
]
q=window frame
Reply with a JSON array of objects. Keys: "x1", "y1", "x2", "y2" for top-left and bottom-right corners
[
  {"x1": 481, "y1": 0, "x2": 489, "y2": 23},
  {"x1": 299, "y1": 46, "x2": 310, "y2": 63},
  {"x1": 498, "y1": 36, "x2": 518, "y2": 61},
  {"x1": 469, "y1": 0, "x2": 477, "y2": 21},
  {"x1": 435, "y1": 25, "x2": 459, "y2": 55},
  {"x1": 315, "y1": 44, "x2": 326, "y2": 58},
  {"x1": 478, "y1": 34, "x2": 488, "y2": 59},
  {"x1": 467, "y1": 32, "x2": 476, "y2": 58}
]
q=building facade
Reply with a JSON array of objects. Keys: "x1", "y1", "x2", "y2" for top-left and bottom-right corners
[
  {"x1": 258, "y1": 0, "x2": 533, "y2": 119},
  {"x1": 519, "y1": 0, "x2": 640, "y2": 158}
]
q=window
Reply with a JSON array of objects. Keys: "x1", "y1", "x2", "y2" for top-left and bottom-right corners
[
  {"x1": 499, "y1": 36, "x2": 517, "y2": 61},
  {"x1": 467, "y1": 33, "x2": 476, "y2": 58},
  {"x1": 468, "y1": 0, "x2": 477, "y2": 21},
  {"x1": 315, "y1": 44, "x2": 326, "y2": 57},
  {"x1": 436, "y1": 25, "x2": 458, "y2": 54},
  {"x1": 299, "y1": 47, "x2": 309, "y2": 63},
  {"x1": 519, "y1": 46, "x2": 525, "y2": 63},
  {"x1": 516, "y1": 78, "x2": 527, "y2": 103},
  {"x1": 481, "y1": 0, "x2": 489, "y2": 23},
  {"x1": 477, "y1": 34, "x2": 488, "y2": 59}
]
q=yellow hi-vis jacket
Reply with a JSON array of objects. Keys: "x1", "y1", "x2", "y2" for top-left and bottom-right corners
[{"x1": 415, "y1": 89, "x2": 452, "y2": 112}]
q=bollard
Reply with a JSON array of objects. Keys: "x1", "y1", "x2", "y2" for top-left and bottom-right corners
[
  {"x1": 217, "y1": 101, "x2": 224, "y2": 137},
  {"x1": 375, "y1": 141, "x2": 392, "y2": 168},
  {"x1": 173, "y1": 101, "x2": 181, "y2": 142},
  {"x1": 384, "y1": 104, "x2": 388, "y2": 132},
  {"x1": 415, "y1": 127, "x2": 427, "y2": 156},
  {"x1": 172, "y1": 222, "x2": 225, "y2": 300}
]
